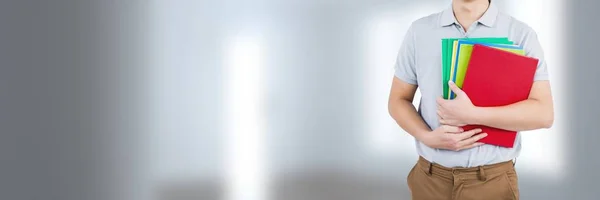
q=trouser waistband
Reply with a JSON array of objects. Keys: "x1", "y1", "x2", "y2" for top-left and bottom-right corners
[{"x1": 417, "y1": 156, "x2": 514, "y2": 181}]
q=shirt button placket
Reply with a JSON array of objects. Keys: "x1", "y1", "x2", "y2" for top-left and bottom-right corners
[
  {"x1": 465, "y1": 23, "x2": 478, "y2": 38},
  {"x1": 455, "y1": 24, "x2": 465, "y2": 36}
]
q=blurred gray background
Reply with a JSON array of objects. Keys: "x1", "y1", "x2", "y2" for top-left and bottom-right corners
[{"x1": 0, "y1": 0, "x2": 597, "y2": 200}]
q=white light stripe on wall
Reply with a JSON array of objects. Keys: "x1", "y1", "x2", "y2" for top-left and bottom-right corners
[
  {"x1": 364, "y1": 5, "x2": 436, "y2": 156},
  {"x1": 224, "y1": 34, "x2": 268, "y2": 200}
]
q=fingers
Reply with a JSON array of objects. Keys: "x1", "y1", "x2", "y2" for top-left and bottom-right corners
[
  {"x1": 437, "y1": 105, "x2": 447, "y2": 122},
  {"x1": 439, "y1": 127, "x2": 486, "y2": 151},
  {"x1": 436, "y1": 96, "x2": 445, "y2": 105},
  {"x1": 456, "y1": 133, "x2": 488, "y2": 149},
  {"x1": 456, "y1": 128, "x2": 482, "y2": 140},
  {"x1": 438, "y1": 117, "x2": 446, "y2": 125},
  {"x1": 449, "y1": 130, "x2": 486, "y2": 151},
  {"x1": 448, "y1": 81, "x2": 464, "y2": 96},
  {"x1": 436, "y1": 97, "x2": 448, "y2": 112},
  {"x1": 441, "y1": 125, "x2": 462, "y2": 133}
]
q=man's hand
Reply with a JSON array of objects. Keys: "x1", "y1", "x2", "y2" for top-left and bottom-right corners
[
  {"x1": 419, "y1": 125, "x2": 487, "y2": 151},
  {"x1": 437, "y1": 81, "x2": 477, "y2": 126}
]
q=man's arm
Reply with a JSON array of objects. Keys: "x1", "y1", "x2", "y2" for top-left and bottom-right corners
[
  {"x1": 389, "y1": 77, "x2": 486, "y2": 151},
  {"x1": 471, "y1": 80, "x2": 554, "y2": 130},
  {"x1": 388, "y1": 77, "x2": 430, "y2": 138},
  {"x1": 437, "y1": 80, "x2": 554, "y2": 131}
]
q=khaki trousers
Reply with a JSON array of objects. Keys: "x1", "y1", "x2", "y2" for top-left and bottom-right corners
[{"x1": 407, "y1": 157, "x2": 519, "y2": 200}]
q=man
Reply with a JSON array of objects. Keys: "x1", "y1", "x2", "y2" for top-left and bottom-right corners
[{"x1": 388, "y1": 0, "x2": 554, "y2": 199}]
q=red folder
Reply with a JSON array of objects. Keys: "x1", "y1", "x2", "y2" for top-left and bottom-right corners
[{"x1": 461, "y1": 44, "x2": 539, "y2": 148}]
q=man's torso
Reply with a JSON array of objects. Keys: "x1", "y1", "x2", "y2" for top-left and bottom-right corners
[{"x1": 408, "y1": 4, "x2": 540, "y2": 167}]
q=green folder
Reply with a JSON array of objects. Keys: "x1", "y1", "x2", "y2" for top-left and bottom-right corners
[{"x1": 441, "y1": 37, "x2": 512, "y2": 99}]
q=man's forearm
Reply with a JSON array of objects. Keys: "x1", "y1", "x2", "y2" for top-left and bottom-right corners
[
  {"x1": 469, "y1": 99, "x2": 553, "y2": 131},
  {"x1": 389, "y1": 99, "x2": 431, "y2": 140}
]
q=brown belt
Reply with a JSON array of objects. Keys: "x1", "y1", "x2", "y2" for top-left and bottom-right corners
[{"x1": 417, "y1": 156, "x2": 514, "y2": 181}]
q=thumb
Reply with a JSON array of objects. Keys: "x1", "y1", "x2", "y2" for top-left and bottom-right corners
[{"x1": 448, "y1": 81, "x2": 465, "y2": 96}]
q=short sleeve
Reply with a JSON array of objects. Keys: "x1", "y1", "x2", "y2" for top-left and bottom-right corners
[
  {"x1": 394, "y1": 25, "x2": 418, "y2": 85},
  {"x1": 522, "y1": 29, "x2": 549, "y2": 81}
]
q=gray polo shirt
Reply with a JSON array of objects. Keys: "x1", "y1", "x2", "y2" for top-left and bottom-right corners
[{"x1": 394, "y1": 2, "x2": 549, "y2": 167}]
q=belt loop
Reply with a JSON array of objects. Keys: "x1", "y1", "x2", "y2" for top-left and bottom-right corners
[
  {"x1": 478, "y1": 166, "x2": 487, "y2": 181},
  {"x1": 428, "y1": 162, "x2": 433, "y2": 176}
]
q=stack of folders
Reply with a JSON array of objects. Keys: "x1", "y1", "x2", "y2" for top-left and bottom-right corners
[{"x1": 441, "y1": 38, "x2": 539, "y2": 148}]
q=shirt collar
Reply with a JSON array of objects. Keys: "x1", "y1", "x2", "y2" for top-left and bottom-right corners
[
  {"x1": 439, "y1": 2, "x2": 499, "y2": 27},
  {"x1": 478, "y1": 2, "x2": 498, "y2": 27},
  {"x1": 439, "y1": 5, "x2": 457, "y2": 27}
]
